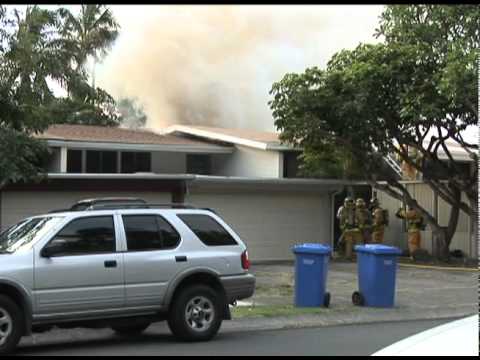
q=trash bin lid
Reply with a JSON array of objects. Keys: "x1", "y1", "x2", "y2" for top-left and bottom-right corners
[
  {"x1": 292, "y1": 243, "x2": 332, "y2": 255},
  {"x1": 354, "y1": 244, "x2": 402, "y2": 255}
]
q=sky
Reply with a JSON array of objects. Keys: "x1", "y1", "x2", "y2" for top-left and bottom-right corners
[{"x1": 5, "y1": 5, "x2": 478, "y2": 142}]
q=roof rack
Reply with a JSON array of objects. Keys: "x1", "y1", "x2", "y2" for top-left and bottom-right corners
[
  {"x1": 86, "y1": 203, "x2": 199, "y2": 211},
  {"x1": 70, "y1": 198, "x2": 147, "y2": 211}
]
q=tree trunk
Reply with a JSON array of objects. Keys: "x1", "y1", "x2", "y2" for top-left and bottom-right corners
[
  {"x1": 432, "y1": 193, "x2": 461, "y2": 261},
  {"x1": 432, "y1": 227, "x2": 450, "y2": 260}
]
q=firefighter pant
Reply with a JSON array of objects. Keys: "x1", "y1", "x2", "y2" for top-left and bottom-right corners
[
  {"x1": 344, "y1": 230, "x2": 362, "y2": 259},
  {"x1": 371, "y1": 226, "x2": 385, "y2": 244},
  {"x1": 408, "y1": 230, "x2": 421, "y2": 255}
]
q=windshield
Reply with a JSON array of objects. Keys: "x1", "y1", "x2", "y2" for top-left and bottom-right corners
[{"x1": 0, "y1": 217, "x2": 63, "y2": 253}]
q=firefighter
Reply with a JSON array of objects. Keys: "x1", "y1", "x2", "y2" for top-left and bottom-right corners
[
  {"x1": 337, "y1": 197, "x2": 362, "y2": 260},
  {"x1": 396, "y1": 205, "x2": 424, "y2": 259},
  {"x1": 355, "y1": 198, "x2": 372, "y2": 244},
  {"x1": 370, "y1": 197, "x2": 388, "y2": 244}
]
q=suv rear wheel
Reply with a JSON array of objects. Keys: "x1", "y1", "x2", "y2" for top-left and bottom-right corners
[
  {"x1": 168, "y1": 285, "x2": 223, "y2": 342},
  {"x1": 0, "y1": 295, "x2": 24, "y2": 355}
]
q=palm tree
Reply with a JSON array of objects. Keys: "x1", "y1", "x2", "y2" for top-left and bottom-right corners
[
  {"x1": 1, "y1": 6, "x2": 72, "y2": 132},
  {"x1": 58, "y1": 5, "x2": 119, "y2": 88}
]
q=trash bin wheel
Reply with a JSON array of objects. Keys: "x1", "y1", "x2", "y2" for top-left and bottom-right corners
[
  {"x1": 323, "y1": 292, "x2": 331, "y2": 308},
  {"x1": 352, "y1": 291, "x2": 365, "y2": 306}
]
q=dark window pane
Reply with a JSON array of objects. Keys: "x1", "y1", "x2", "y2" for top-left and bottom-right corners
[
  {"x1": 121, "y1": 152, "x2": 135, "y2": 173},
  {"x1": 283, "y1": 152, "x2": 302, "y2": 178},
  {"x1": 67, "y1": 150, "x2": 82, "y2": 173},
  {"x1": 47, "y1": 216, "x2": 115, "y2": 256},
  {"x1": 135, "y1": 152, "x2": 151, "y2": 172},
  {"x1": 101, "y1": 151, "x2": 117, "y2": 173},
  {"x1": 156, "y1": 216, "x2": 180, "y2": 249},
  {"x1": 86, "y1": 151, "x2": 101, "y2": 173},
  {"x1": 178, "y1": 214, "x2": 237, "y2": 246},
  {"x1": 121, "y1": 152, "x2": 151, "y2": 173},
  {"x1": 187, "y1": 155, "x2": 212, "y2": 175},
  {"x1": 123, "y1": 215, "x2": 179, "y2": 251}
]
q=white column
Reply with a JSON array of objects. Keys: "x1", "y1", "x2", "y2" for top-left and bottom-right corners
[{"x1": 60, "y1": 147, "x2": 68, "y2": 173}]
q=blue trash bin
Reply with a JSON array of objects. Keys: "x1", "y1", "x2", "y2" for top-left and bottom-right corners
[
  {"x1": 292, "y1": 243, "x2": 332, "y2": 307},
  {"x1": 353, "y1": 244, "x2": 403, "y2": 308}
]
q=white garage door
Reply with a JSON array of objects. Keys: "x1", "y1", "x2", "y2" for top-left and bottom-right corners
[
  {"x1": 187, "y1": 191, "x2": 331, "y2": 261},
  {"x1": 0, "y1": 191, "x2": 170, "y2": 230}
]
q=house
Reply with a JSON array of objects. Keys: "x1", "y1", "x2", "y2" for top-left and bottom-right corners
[
  {"x1": 1, "y1": 124, "x2": 476, "y2": 260},
  {"x1": 0, "y1": 124, "x2": 349, "y2": 261}
]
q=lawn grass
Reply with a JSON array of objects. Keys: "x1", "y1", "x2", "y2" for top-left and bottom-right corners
[{"x1": 232, "y1": 304, "x2": 329, "y2": 319}]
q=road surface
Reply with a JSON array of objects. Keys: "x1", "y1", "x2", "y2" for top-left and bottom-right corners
[{"x1": 17, "y1": 318, "x2": 458, "y2": 356}]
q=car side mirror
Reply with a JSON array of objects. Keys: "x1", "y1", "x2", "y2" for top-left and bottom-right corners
[{"x1": 41, "y1": 239, "x2": 67, "y2": 258}]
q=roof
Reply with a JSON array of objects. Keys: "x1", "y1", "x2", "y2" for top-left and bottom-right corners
[
  {"x1": 36, "y1": 124, "x2": 233, "y2": 153},
  {"x1": 162, "y1": 125, "x2": 297, "y2": 151},
  {"x1": 432, "y1": 139, "x2": 477, "y2": 162}
]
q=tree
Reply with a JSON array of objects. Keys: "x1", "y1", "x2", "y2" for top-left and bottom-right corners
[
  {"x1": 269, "y1": 5, "x2": 478, "y2": 259},
  {"x1": 57, "y1": 5, "x2": 121, "y2": 125},
  {"x1": 58, "y1": 5, "x2": 119, "y2": 88},
  {"x1": 0, "y1": 5, "x2": 121, "y2": 187},
  {"x1": 117, "y1": 97, "x2": 148, "y2": 129}
]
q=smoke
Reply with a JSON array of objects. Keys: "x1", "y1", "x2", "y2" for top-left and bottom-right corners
[{"x1": 97, "y1": 5, "x2": 383, "y2": 131}]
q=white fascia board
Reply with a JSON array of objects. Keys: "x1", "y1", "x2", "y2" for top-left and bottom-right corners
[
  {"x1": 45, "y1": 140, "x2": 233, "y2": 154},
  {"x1": 161, "y1": 125, "x2": 271, "y2": 150}
]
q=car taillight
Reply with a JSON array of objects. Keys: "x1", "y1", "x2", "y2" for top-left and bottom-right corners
[{"x1": 241, "y1": 250, "x2": 250, "y2": 270}]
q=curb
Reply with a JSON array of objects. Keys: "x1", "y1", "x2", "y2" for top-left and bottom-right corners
[
  {"x1": 398, "y1": 263, "x2": 478, "y2": 272},
  {"x1": 222, "y1": 310, "x2": 476, "y2": 334}
]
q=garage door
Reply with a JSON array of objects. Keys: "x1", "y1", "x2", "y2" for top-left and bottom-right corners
[
  {"x1": 0, "y1": 191, "x2": 170, "y2": 231},
  {"x1": 187, "y1": 191, "x2": 331, "y2": 261}
]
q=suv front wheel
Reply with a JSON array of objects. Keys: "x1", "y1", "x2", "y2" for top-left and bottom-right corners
[
  {"x1": 0, "y1": 295, "x2": 24, "y2": 355},
  {"x1": 168, "y1": 285, "x2": 223, "y2": 342}
]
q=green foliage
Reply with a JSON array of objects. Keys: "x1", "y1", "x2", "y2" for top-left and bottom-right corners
[
  {"x1": 0, "y1": 5, "x2": 121, "y2": 187},
  {"x1": 117, "y1": 97, "x2": 148, "y2": 129},
  {"x1": 0, "y1": 128, "x2": 50, "y2": 187},
  {"x1": 270, "y1": 5, "x2": 478, "y2": 255}
]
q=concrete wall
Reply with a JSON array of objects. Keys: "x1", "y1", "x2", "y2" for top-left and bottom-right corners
[
  {"x1": 0, "y1": 191, "x2": 171, "y2": 231},
  {"x1": 0, "y1": 187, "x2": 332, "y2": 262},
  {"x1": 47, "y1": 147, "x2": 62, "y2": 173},
  {"x1": 212, "y1": 145, "x2": 283, "y2": 178},
  {"x1": 187, "y1": 189, "x2": 331, "y2": 261}
]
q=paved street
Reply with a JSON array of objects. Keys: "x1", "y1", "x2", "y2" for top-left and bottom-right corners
[{"x1": 17, "y1": 318, "x2": 457, "y2": 356}]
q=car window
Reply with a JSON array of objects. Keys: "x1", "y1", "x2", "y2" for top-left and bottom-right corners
[
  {"x1": 44, "y1": 216, "x2": 116, "y2": 256},
  {"x1": 122, "y1": 215, "x2": 180, "y2": 251},
  {"x1": 178, "y1": 214, "x2": 238, "y2": 246},
  {"x1": 0, "y1": 217, "x2": 62, "y2": 253}
]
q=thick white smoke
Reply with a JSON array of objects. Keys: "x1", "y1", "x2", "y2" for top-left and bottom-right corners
[{"x1": 97, "y1": 5, "x2": 383, "y2": 131}]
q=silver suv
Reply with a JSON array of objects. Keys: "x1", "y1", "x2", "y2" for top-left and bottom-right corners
[{"x1": 0, "y1": 200, "x2": 256, "y2": 354}]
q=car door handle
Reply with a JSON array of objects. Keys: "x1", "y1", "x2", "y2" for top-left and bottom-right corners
[
  {"x1": 175, "y1": 256, "x2": 188, "y2": 263},
  {"x1": 104, "y1": 260, "x2": 117, "y2": 268}
]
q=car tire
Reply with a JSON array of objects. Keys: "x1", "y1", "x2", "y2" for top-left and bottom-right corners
[
  {"x1": 0, "y1": 295, "x2": 24, "y2": 355},
  {"x1": 167, "y1": 284, "x2": 223, "y2": 342},
  {"x1": 112, "y1": 323, "x2": 151, "y2": 336}
]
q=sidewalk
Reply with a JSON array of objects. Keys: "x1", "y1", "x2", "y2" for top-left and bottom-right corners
[{"x1": 222, "y1": 261, "x2": 478, "y2": 333}]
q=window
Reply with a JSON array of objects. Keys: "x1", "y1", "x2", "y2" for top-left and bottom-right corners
[
  {"x1": 178, "y1": 214, "x2": 238, "y2": 246},
  {"x1": 0, "y1": 217, "x2": 62, "y2": 253},
  {"x1": 283, "y1": 151, "x2": 302, "y2": 178},
  {"x1": 44, "y1": 216, "x2": 116, "y2": 256},
  {"x1": 86, "y1": 151, "x2": 118, "y2": 173},
  {"x1": 123, "y1": 215, "x2": 180, "y2": 251},
  {"x1": 121, "y1": 152, "x2": 151, "y2": 173},
  {"x1": 67, "y1": 150, "x2": 82, "y2": 173},
  {"x1": 187, "y1": 154, "x2": 212, "y2": 175}
]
